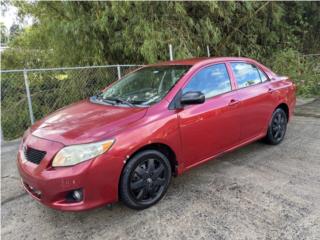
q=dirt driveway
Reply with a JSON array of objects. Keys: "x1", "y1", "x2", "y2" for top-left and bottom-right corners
[{"x1": 1, "y1": 114, "x2": 320, "y2": 240}]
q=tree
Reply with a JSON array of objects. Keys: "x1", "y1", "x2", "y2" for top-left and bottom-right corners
[
  {"x1": 9, "y1": 23, "x2": 22, "y2": 39},
  {"x1": 1, "y1": 1, "x2": 319, "y2": 69},
  {"x1": 0, "y1": 22, "x2": 8, "y2": 45},
  {"x1": 1, "y1": 1, "x2": 319, "y2": 140}
]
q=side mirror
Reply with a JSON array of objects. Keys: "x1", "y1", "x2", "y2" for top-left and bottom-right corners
[{"x1": 181, "y1": 91, "x2": 205, "y2": 105}]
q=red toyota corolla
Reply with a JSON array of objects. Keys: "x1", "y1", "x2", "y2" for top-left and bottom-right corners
[{"x1": 17, "y1": 57, "x2": 296, "y2": 211}]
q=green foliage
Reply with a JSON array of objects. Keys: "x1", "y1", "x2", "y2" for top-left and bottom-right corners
[
  {"x1": 267, "y1": 49, "x2": 320, "y2": 96},
  {"x1": 1, "y1": 1, "x2": 320, "y2": 140},
  {"x1": 1, "y1": 67, "x2": 131, "y2": 140},
  {"x1": 1, "y1": 72, "x2": 29, "y2": 139},
  {"x1": 2, "y1": 1, "x2": 319, "y2": 69},
  {"x1": 0, "y1": 22, "x2": 9, "y2": 44}
]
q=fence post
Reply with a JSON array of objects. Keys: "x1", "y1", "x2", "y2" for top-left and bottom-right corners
[
  {"x1": 169, "y1": 44, "x2": 173, "y2": 61},
  {"x1": 23, "y1": 69, "x2": 35, "y2": 125},
  {"x1": 117, "y1": 65, "x2": 121, "y2": 80},
  {"x1": 206, "y1": 45, "x2": 210, "y2": 57},
  {"x1": 0, "y1": 125, "x2": 3, "y2": 143}
]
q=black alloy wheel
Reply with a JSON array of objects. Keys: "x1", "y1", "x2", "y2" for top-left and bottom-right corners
[
  {"x1": 120, "y1": 150, "x2": 171, "y2": 210},
  {"x1": 266, "y1": 108, "x2": 287, "y2": 145}
]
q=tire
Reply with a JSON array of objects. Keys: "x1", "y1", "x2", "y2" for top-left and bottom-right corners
[
  {"x1": 119, "y1": 150, "x2": 172, "y2": 210},
  {"x1": 265, "y1": 108, "x2": 287, "y2": 145}
]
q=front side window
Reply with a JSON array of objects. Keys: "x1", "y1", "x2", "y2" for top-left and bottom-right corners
[
  {"x1": 97, "y1": 65, "x2": 190, "y2": 106},
  {"x1": 183, "y1": 64, "x2": 232, "y2": 99},
  {"x1": 231, "y1": 62, "x2": 263, "y2": 88}
]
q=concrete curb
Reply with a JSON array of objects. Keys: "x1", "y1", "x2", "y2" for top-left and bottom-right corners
[{"x1": 295, "y1": 98, "x2": 320, "y2": 118}]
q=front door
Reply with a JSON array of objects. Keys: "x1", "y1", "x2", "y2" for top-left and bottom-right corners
[{"x1": 177, "y1": 63, "x2": 241, "y2": 169}]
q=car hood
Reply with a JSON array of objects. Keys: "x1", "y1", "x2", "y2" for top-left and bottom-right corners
[{"x1": 31, "y1": 99, "x2": 147, "y2": 145}]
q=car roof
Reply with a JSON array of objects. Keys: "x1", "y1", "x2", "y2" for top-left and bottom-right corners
[
  {"x1": 151, "y1": 57, "x2": 258, "y2": 66},
  {"x1": 146, "y1": 56, "x2": 276, "y2": 78}
]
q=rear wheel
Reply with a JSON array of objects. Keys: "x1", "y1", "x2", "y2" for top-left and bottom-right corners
[
  {"x1": 119, "y1": 150, "x2": 172, "y2": 210},
  {"x1": 265, "y1": 108, "x2": 287, "y2": 145}
]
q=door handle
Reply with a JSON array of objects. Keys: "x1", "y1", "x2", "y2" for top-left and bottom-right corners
[{"x1": 229, "y1": 99, "x2": 239, "y2": 106}]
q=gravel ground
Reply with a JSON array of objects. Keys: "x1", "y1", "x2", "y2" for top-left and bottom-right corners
[{"x1": 1, "y1": 115, "x2": 320, "y2": 240}]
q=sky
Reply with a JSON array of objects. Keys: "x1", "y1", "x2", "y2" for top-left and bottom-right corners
[
  {"x1": 0, "y1": 4, "x2": 18, "y2": 30},
  {"x1": 1, "y1": 3, "x2": 32, "y2": 31}
]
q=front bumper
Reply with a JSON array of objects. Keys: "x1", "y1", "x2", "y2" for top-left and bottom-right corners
[{"x1": 17, "y1": 134, "x2": 123, "y2": 211}]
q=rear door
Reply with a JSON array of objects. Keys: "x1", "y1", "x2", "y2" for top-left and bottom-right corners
[
  {"x1": 229, "y1": 62, "x2": 275, "y2": 141},
  {"x1": 178, "y1": 63, "x2": 241, "y2": 168}
]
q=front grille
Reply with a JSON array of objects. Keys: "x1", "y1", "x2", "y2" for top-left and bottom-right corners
[{"x1": 24, "y1": 146, "x2": 46, "y2": 165}]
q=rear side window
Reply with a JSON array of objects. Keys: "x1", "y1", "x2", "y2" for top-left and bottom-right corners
[
  {"x1": 257, "y1": 68, "x2": 268, "y2": 82},
  {"x1": 231, "y1": 62, "x2": 265, "y2": 88},
  {"x1": 183, "y1": 64, "x2": 231, "y2": 98}
]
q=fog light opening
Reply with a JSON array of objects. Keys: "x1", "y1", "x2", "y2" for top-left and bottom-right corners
[
  {"x1": 66, "y1": 189, "x2": 83, "y2": 202},
  {"x1": 72, "y1": 190, "x2": 83, "y2": 201}
]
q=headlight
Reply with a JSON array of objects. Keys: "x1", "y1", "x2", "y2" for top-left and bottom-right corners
[{"x1": 52, "y1": 139, "x2": 114, "y2": 167}]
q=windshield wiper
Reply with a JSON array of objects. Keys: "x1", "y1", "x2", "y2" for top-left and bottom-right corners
[{"x1": 103, "y1": 96, "x2": 135, "y2": 107}]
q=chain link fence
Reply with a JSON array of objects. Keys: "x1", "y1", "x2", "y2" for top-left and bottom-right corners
[
  {"x1": 1, "y1": 65, "x2": 142, "y2": 141},
  {"x1": 1, "y1": 53, "x2": 319, "y2": 141}
]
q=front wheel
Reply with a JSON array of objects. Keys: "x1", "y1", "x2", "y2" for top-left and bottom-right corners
[
  {"x1": 119, "y1": 150, "x2": 172, "y2": 210},
  {"x1": 265, "y1": 108, "x2": 287, "y2": 145}
]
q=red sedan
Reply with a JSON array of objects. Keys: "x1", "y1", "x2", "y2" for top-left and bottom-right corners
[{"x1": 17, "y1": 57, "x2": 296, "y2": 211}]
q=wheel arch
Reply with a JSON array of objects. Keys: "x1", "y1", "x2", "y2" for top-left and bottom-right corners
[
  {"x1": 276, "y1": 103, "x2": 290, "y2": 121},
  {"x1": 124, "y1": 143, "x2": 178, "y2": 176}
]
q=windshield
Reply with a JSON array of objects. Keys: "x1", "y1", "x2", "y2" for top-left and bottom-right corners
[{"x1": 95, "y1": 65, "x2": 190, "y2": 107}]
